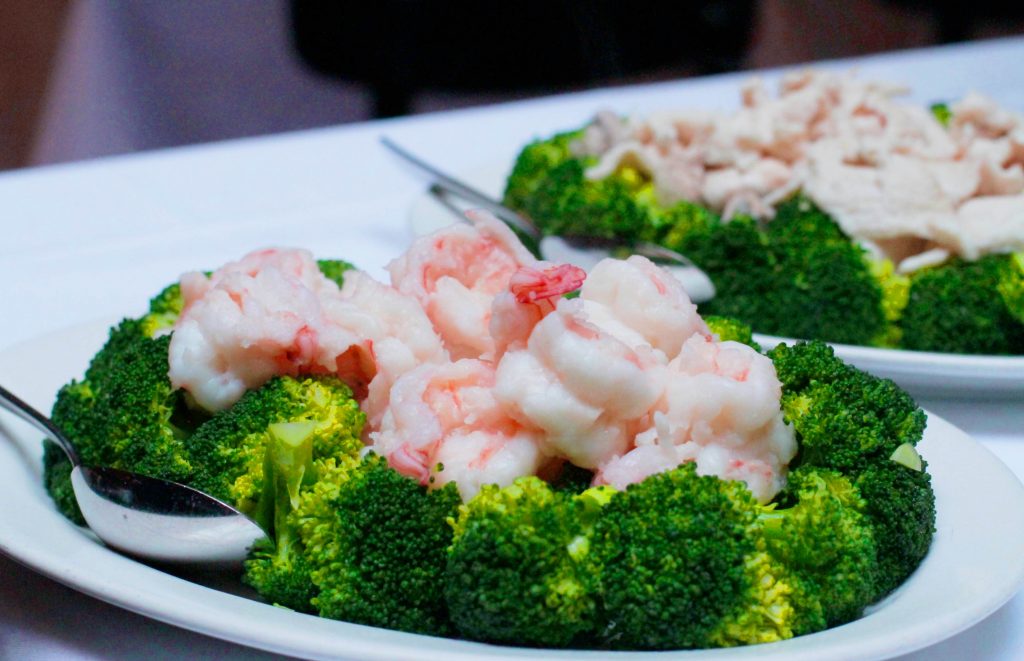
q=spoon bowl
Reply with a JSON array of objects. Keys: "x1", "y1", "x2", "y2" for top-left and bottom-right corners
[{"x1": 0, "y1": 384, "x2": 266, "y2": 566}]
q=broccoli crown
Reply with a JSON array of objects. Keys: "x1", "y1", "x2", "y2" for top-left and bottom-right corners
[
  {"x1": 316, "y1": 259, "x2": 357, "y2": 289},
  {"x1": 764, "y1": 467, "x2": 880, "y2": 627},
  {"x1": 242, "y1": 421, "x2": 322, "y2": 613},
  {"x1": 186, "y1": 375, "x2": 364, "y2": 517},
  {"x1": 855, "y1": 458, "x2": 936, "y2": 596},
  {"x1": 503, "y1": 129, "x2": 585, "y2": 212},
  {"x1": 704, "y1": 315, "x2": 761, "y2": 351},
  {"x1": 297, "y1": 454, "x2": 460, "y2": 635},
  {"x1": 446, "y1": 477, "x2": 599, "y2": 647},
  {"x1": 755, "y1": 196, "x2": 887, "y2": 345},
  {"x1": 592, "y1": 463, "x2": 771, "y2": 650},
  {"x1": 46, "y1": 318, "x2": 196, "y2": 521},
  {"x1": 768, "y1": 341, "x2": 926, "y2": 474},
  {"x1": 139, "y1": 282, "x2": 184, "y2": 338},
  {"x1": 901, "y1": 254, "x2": 1024, "y2": 354}
]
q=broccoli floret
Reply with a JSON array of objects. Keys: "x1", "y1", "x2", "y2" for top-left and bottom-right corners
[
  {"x1": 593, "y1": 464, "x2": 791, "y2": 650},
  {"x1": 855, "y1": 456, "x2": 935, "y2": 596},
  {"x1": 446, "y1": 477, "x2": 600, "y2": 647},
  {"x1": 45, "y1": 319, "x2": 196, "y2": 521},
  {"x1": 675, "y1": 215, "x2": 781, "y2": 325},
  {"x1": 296, "y1": 454, "x2": 460, "y2": 635},
  {"x1": 755, "y1": 196, "x2": 888, "y2": 345},
  {"x1": 930, "y1": 102, "x2": 952, "y2": 126},
  {"x1": 503, "y1": 129, "x2": 586, "y2": 212},
  {"x1": 186, "y1": 375, "x2": 364, "y2": 518},
  {"x1": 243, "y1": 421, "x2": 321, "y2": 612},
  {"x1": 139, "y1": 282, "x2": 184, "y2": 338},
  {"x1": 768, "y1": 341, "x2": 926, "y2": 474},
  {"x1": 317, "y1": 259, "x2": 356, "y2": 288},
  {"x1": 763, "y1": 467, "x2": 880, "y2": 627},
  {"x1": 504, "y1": 131, "x2": 654, "y2": 243},
  {"x1": 704, "y1": 315, "x2": 761, "y2": 351},
  {"x1": 901, "y1": 254, "x2": 1024, "y2": 354}
]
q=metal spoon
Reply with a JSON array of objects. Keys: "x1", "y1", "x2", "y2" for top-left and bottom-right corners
[
  {"x1": 380, "y1": 136, "x2": 717, "y2": 303},
  {"x1": 0, "y1": 383, "x2": 266, "y2": 566}
]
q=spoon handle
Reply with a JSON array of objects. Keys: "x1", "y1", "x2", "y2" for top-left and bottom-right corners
[
  {"x1": 0, "y1": 383, "x2": 81, "y2": 466},
  {"x1": 381, "y1": 136, "x2": 541, "y2": 240}
]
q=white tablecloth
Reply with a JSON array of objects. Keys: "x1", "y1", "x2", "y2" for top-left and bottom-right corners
[{"x1": 2, "y1": 37, "x2": 1023, "y2": 660}]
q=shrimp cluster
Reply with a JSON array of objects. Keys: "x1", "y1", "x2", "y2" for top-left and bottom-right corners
[{"x1": 168, "y1": 213, "x2": 796, "y2": 501}]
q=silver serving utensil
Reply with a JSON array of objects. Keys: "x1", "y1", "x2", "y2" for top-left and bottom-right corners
[
  {"x1": 0, "y1": 383, "x2": 266, "y2": 566},
  {"x1": 381, "y1": 137, "x2": 716, "y2": 303}
]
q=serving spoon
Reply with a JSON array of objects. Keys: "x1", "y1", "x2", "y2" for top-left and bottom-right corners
[
  {"x1": 0, "y1": 383, "x2": 266, "y2": 566},
  {"x1": 380, "y1": 137, "x2": 717, "y2": 303}
]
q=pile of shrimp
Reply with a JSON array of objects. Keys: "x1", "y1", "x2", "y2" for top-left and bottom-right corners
[{"x1": 168, "y1": 212, "x2": 797, "y2": 502}]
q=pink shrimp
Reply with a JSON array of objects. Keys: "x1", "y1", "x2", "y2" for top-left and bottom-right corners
[
  {"x1": 370, "y1": 359, "x2": 544, "y2": 500},
  {"x1": 596, "y1": 334, "x2": 796, "y2": 502},
  {"x1": 579, "y1": 256, "x2": 708, "y2": 361},
  {"x1": 489, "y1": 263, "x2": 586, "y2": 359},
  {"x1": 494, "y1": 299, "x2": 666, "y2": 470},
  {"x1": 387, "y1": 210, "x2": 540, "y2": 360},
  {"x1": 169, "y1": 248, "x2": 374, "y2": 411},
  {"x1": 169, "y1": 248, "x2": 445, "y2": 417}
]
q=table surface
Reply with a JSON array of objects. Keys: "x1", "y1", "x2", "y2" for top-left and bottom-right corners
[{"x1": 2, "y1": 36, "x2": 1024, "y2": 661}]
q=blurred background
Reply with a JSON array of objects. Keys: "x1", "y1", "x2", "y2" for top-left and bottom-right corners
[{"x1": 2, "y1": 0, "x2": 1022, "y2": 173}]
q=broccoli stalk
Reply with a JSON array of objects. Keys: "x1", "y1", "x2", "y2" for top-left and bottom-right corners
[{"x1": 242, "y1": 422, "x2": 321, "y2": 612}]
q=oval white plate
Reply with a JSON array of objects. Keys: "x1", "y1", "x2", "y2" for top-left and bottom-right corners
[
  {"x1": 1, "y1": 320, "x2": 1024, "y2": 661},
  {"x1": 407, "y1": 164, "x2": 1024, "y2": 405}
]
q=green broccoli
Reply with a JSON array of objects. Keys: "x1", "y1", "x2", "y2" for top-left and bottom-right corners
[
  {"x1": 593, "y1": 464, "x2": 794, "y2": 650},
  {"x1": 316, "y1": 259, "x2": 357, "y2": 288},
  {"x1": 763, "y1": 467, "x2": 880, "y2": 627},
  {"x1": 503, "y1": 129, "x2": 586, "y2": 213},
  {"x1": 242, "y1": 421, "x2": 322, "y2": 612},
  {"x1": 139, "y1": 282, "x2": 185, "y2": 338},
  {"x1": 901, "y1": 254, "x2": 1024, "y2": 354},
  {"x1": 998, "y1": 253, "x2": 1024, "y2": 324},
  {"x1": 930, "y1": 102, "x2": 952, "y2": 126},
  {"x1": 186, "y1": 375, "x2": 364, "y2": 517},
  {"x1": 855, "y1": 456, "x2": 935, "y2": 596},
  {"x1": 504, "y1": 129, "x2": 656, "y2": 243},
  {"x1": 296, "y1": 454, "x2": 460, "y2": 635},
  {"x1": 768, "y1": 341, "x2": 926, "y2": 474},
  {"x1": 704, "y1": 315, "x2": 761, "y2": 351},
  {"x1": 46, "y1": 318, "x2": 197, "y2": 522},
  {"x1": 446, "y1": 477, "x2": 601, "y2": 647}
]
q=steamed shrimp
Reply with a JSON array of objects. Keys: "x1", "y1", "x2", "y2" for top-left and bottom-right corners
[
  {"x1": 494, "y1": 299, "x2": 666, "y2": 470},
  {"x1": 169, "y1": 248, "x2": 372, "y2": 412},
  {"x1": 388, "y1": 210, "x2": 540, "y2": 360},
  {"x1": 489, "y1": 263, "x2": 586, "y2": 359},
  {"x1": 370, "y1": 359, "x2": 544, "y2": 500},
  {"x1": 579, "y1": 255, "x2": 708, "y2": 361},
  {"x1": 596, "y1": 334, "x2": 796, "y2": 502}
]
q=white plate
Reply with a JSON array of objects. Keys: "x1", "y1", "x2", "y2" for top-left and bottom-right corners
[
  {"x1": 408, "y1": 165, "x2": 1024, "y2": 407},
  {"x1": 2, "y1": 320, "x2": 1024, "y2": 661}
]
